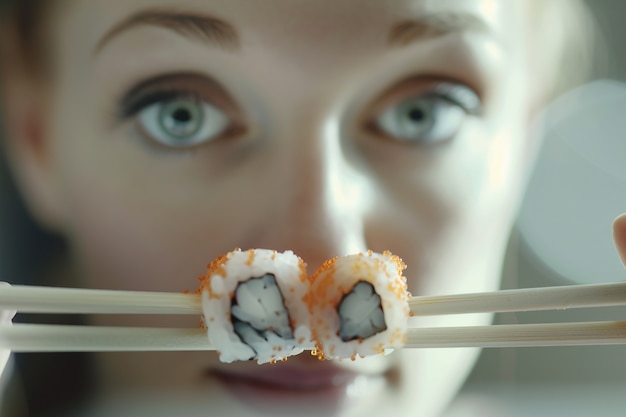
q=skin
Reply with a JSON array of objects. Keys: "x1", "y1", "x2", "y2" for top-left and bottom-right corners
[
  {"x1": 613, "y1": 214, "x2": 626, "y2": 266},
  {"x1": 0, "y1": 0, "x2": 588, "y2": 416}
]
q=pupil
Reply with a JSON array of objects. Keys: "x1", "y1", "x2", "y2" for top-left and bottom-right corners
[
  {"x1": 159, "y1": 100, "x2": 203, "y2": 139},
  {"x1": 408, "y1": 108, "x2": 424, "y2": 122},
  {"x1": 173, "y1": 108, "x2": 191, "y2": 123}
]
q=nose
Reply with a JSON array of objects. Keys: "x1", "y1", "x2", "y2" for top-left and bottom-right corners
[{"x1": 251, "y1": 115, "x2": 372, "y2": 270}]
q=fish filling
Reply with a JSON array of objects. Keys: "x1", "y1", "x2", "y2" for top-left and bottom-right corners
[
  {"x1": 231, "y1": 274, "x2": 294, "y2": 353},
  {"x1": 338, "y1": 281, "x2": 387, "y2": 341}
]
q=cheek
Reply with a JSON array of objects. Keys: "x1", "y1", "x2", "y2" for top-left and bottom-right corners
[
  {"x1": 52, "y1": 153, "x2": 233, "y2": 294},
  {"x1": 53, "y1": 144, "x2": 293, "y2": 296},
  {"x1": 63, "y1": 189, "x2": 212, "y2": 294},
  {"x1": 48, "y1": 115, "x2": 248, "y2": 294}
]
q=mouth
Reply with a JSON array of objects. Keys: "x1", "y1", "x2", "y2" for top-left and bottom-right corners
[{"x1": 207, "y1": 355, "x2": 388, "y2": 414}]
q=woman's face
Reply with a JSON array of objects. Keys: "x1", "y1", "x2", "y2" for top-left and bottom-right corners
[{"x1": 13, "y1": 0, "x2": 539, "y2": 415}]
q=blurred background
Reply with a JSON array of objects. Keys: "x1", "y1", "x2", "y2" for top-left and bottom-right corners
[{"x1": 453, "y1": 0, "x2": 626, "y2": 415}]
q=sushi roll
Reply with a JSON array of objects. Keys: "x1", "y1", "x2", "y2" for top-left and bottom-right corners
[
  {"x1": 196, "y1": 248, "x2": 313, "y2": 364},
  {"x1": 306, "y1": 251, "x2": 410, "y2": 360}
]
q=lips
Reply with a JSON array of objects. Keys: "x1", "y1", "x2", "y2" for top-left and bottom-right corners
[
  {"x1": 212, "y1": 360, "x2": 356, "y2": 391},
  {"x1": 207, "y1": 355, "x2": 387, "y2": 413}
]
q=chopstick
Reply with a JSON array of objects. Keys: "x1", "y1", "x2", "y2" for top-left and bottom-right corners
[
  {"x1": 2, "y1": 282, "x2": 626, "y2": 352},
  {"x1": 2, "y1": 281, "x2": 626, "y2": 316},
  {"x1": 2, "y1": 321, "x2": 626, "y2": 352},
  {"x1": 0, "y1": 285, "x2": 201, "y2": 315},
  {"x1": 0, "y1": 324, "x2": 213, "y2": 352},
  {"x1": 406, "y1": 320, "x2": 626, "y2": 348},
  {"x1": 408, "y1": 281, "x2": 626, "y2": 316}
]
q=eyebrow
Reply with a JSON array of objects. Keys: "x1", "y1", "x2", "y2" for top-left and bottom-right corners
[
  {"x1": 95, "y1": 10, "x2": 240, "y2": 54},
  {"x1": 389, "y1": 12, "x2": 493, "y2": 46}
]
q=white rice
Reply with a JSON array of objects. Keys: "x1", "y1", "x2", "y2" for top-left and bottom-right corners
[
  {"x1": 308, "y1": 251, "x2": 410, "y2": 360},
  {"x1": 198, "y1": 249, "x2": 313, "y2": 364}
]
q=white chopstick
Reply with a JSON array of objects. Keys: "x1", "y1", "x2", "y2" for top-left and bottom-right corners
[
  {"x1": 409, "y1": 281, "x2": 626, "y2": 316},
  {"x1": 2, "y1": 321, "x2": 626, "y2": 352},
  {"x1": 0, "y1": 285, "x2": 201, "y2": 315},
  {"x1": 0, "y1": 324, "x2": 212, "y2": 352},
  {"x1": 2, "y1": 282, "x2": 626, "y2": 316},
  {"x1": 405, "y1": 321, "x2": 626, "y2": 348}
]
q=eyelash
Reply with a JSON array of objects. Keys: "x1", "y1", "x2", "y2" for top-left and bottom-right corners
[
  {"x1": 117, "y1": 88, "x2": 217, "y2": 124},
  {"x1": 387, "y1": 80, "x2": 482, "y2": 115},
  {"x1": 445, "y1": 90, "x2": 480, "y2": 115},
  {"x1": 115, "y1": 72, "x2": 239, "y2": 120}
]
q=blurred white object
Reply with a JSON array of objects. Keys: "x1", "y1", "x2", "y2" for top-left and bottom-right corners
[
  {"x1": 0, "y1": 282, "x2": 15, "y2": 404},
  {"x1": 518, "y1": 80, "x2": 626, "y2": 283}
]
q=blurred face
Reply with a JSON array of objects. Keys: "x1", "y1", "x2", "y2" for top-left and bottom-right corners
[{"x1": 14, "y1": 0, "x2": 539, "y2": 416}]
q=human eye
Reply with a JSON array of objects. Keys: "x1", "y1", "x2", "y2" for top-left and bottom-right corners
[
  {"x1": 367, "y1": 80, "x2": 482, "y2": 145},
  {"x1": 117, "y1": 73, "x2": 242, "y2": 148}
]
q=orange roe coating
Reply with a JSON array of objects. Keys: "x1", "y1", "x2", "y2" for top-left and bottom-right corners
[
  {"x1": 298, "y1": 258, "x2": 309, "y2": 282},
  {"x1": 245, "y1": 249, "x2": 255, "y2": 266},
  {"x1": 195, "y1": 250, "x2": 236, "y2": 297},
  {"x1": 310, "y1": 343, "x2": 328, "y2": 361},
  {"x1": 307, "y1": 250, "x2": 411, "y2": 359},
  {"x1": 303, "y1": 256, "x2": 338, "y2": 313}
]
